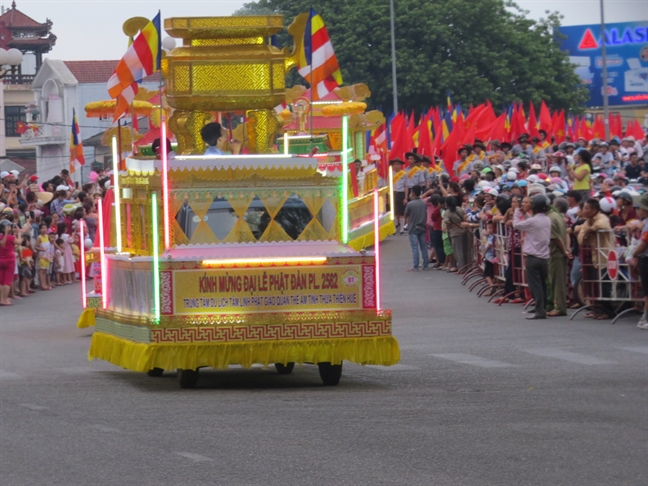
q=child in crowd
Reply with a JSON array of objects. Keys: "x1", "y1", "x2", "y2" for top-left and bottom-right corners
[
  {"x1": 18, "y1": 236, "x2": 34, "y2": 296},
  {"x1": 482, "y1": 220, "x2": 497, "y2": 294},
  {"x1": 34, "y1": 224, "x2": 50, "y2": 290},
  {"x1": 440, "y1": 202, "x2": 456, "y2": 272},
  {"x1": 72, "y1": 233, "x2": 81, "y2": 280},
  {"x1": 55, "y1": 238, "x2": 65, "y2": 286},
  {"x1": 57, "y1": 223, "x2": 75, "y2": 284},
  {"x1": 48, "y1": 231, "x2": 58, "y2": 286}
]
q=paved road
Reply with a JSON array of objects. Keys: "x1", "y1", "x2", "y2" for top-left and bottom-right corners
[{"x1": 1, "y1": 235, "x2": 647, "y2": 485}]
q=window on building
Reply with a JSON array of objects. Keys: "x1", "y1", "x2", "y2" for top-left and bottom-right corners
[{"x1": 5, "y1": 106, "x2": 26, "y2": 137}]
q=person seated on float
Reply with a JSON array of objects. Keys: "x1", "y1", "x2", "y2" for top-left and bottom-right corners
[
  {"x1": 152, "y1": 138, "x2": 176, "y2": 159},
  {"x1": 200, "y1": 122, "x2": 241, "y2": 156}
]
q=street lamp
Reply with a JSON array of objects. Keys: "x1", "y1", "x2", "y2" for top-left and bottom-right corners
[{"x1": 0, "y1": 47, "x2": 24, "y2": 157}]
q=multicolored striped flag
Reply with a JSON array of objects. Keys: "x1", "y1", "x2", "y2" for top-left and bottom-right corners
[
  {"x1": 69, "y1": 108, "x2": 85, "y2": 174},
  {"x1": 297, "y1": 8, "x2": 343, "y2": 100},
  {"x1": 107, "y1": 12, "x2": 161, "y2": 117},
  {"x1": 113, "y1": 82, "x2": 139, "y2": 123}
]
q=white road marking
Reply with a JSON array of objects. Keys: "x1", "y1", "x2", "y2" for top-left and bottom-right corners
[
  {"x1": 175, "y1": 452, "x2": 213, "y2": 462},
  {"x1": 618, "y1": 346, "x2": 648, "y2": 355},
  {"x1": 366, "y1": 364, "x2": 420, "y2": 371},
  {"x1": 429, "y1": 353, "x2": 517, "y2": 368},
  {"x1": 524, "y1": 348, "x2": 615, "y2": 365},
  {"x1": 20, "y1": 403, "x2": 47, "y2": 411},
  {"x1": 0, "y1": 370, "x2": 21, "y2": 380}
]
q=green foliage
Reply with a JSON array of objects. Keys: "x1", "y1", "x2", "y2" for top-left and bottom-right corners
[
  {"x1": 236, "y1": 0, "x2": 588, "y2": 113},
  {"x1": 232, "y1": 4, "x2": 275, "y2": 16}
]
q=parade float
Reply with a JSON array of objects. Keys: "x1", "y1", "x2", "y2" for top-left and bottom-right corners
[{"x1": 80, "y1": 14, "x2": 400, "y2": 388}]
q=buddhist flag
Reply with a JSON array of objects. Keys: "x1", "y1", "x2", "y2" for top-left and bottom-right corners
[
  {"x1": 297, "y1": 8, "x2": 343, "y2": 100},
  {"x1": 113, "y1": 82, "x2": 139, "y2": 123},
  {"x1": 69, "y1": 108, "x2": 85, "y2": 174},
  {"x1": 107, "y1": 12, "x2": 161, "y2": 102}
]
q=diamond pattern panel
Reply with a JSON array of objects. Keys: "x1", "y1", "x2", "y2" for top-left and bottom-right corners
[
  {"x1": 243, "y1": 196, "x2": 269, "y2": 240},
  {"x1": 316, "y1": 198, "x2": 337, "y2": 234},
  {"x1": 202, "y1": 197, "x2": 237, "y2": 240},
  {"x1": 227, "y1": 193, "x2": 256, "y2": 218},
  {"x1": 168, "y1": 190, "x2": 337, "y2": 246},
  {"x1": 299, "y1": 191, "x2": 326, "y2": 218},
  {"x1": 274, "y1": 195, "x2": 313, "y2": 240},
  {"x1": 260, "y1": 191, "x2": 290, "y2": 219},
  {"x1": 221, "y1": 218, "x2": 257, "y2": 244},
  {"x1": 297, "y1": 218, "x2": 330, "y2": 242},
  {"x1": 190, "y1": 221, "x2": 218, "y2": 245},
  {"x1": 260, "y1": 220, "x2": 293, "y2": 243}
]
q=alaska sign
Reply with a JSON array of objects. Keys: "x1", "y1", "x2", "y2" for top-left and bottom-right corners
[
  {"x1": 559, "y1": 21, "x2": 648, "y2": 107},
  {"x1": 578, "y1": 26, "x2": 648, "y2": 50}
]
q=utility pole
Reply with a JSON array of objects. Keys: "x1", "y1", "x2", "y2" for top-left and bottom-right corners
[
  {"x1": 600, "y1": 0, "x2": 610, "y2": 141},
  {"x1": 389, "y1": 0, "x2": 398, "y2": 114}
]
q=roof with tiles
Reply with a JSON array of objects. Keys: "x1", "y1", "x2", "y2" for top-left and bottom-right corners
[
  {"x1": 0, "y1": 2, "x2": 48, "y2": 28},
  {"x1": 63, "y1": 60, "x2": 160, "y2": 84}
]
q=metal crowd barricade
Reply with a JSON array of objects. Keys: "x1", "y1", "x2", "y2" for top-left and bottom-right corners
[
  {"x1": 492, "y1": 227, "x2": 532, "y2": 307},
  {"x1": 458, "y1": 225, "x2": 480, "y2": 277},
  {"x1": 461, "y1": 219, "x2": 509, "y2": 298},
  {"x1": 483, "y1": 221, "x2": 512, "y2": 301},
  {"x1": 461, "y1": 220, "x2": 485, "y2": 287},
  {"x1": 570, "y1": 230, "x2": 643, "y2": 323}
]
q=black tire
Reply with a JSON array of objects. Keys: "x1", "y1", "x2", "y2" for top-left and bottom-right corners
[
  {"x1": 573, "y1": 275, "x2": 586, "y2": 308},
  {"x1": 147, "y1": 367, "x2": 164, "y2": 377},
  {"x1": 318, "y1": 362, "x2": 343, "y2": 386},
  {"x1": 178, "y1": 368, "x2": 199, "y2": 389},
  {"x1": 275, "y1": 362, "x2": 295, "y2": 375}
]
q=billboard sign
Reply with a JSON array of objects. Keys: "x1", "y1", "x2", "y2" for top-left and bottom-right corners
[{"x1": 558, "y1": 22, "x2": 648, "y2": 107}]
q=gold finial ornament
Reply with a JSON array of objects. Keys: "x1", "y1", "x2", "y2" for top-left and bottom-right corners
[{"x1": 123, "y1": 17, "x2": 150, "y2": 37}]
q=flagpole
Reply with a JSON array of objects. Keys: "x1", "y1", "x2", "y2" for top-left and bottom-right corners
[
  {"x1": 130, "y1": 103, "x2": 136, "y2": 155},
  {"x1": 600, "y1": 0, "x2": 610, "y2": 141},
  {"x1": 116, "y1": 117, "x2": 123, "y2": 171},
  {"x1": 389, "y1": 0, "x2": 398, "y2": 113},
  {"x1": 309, "y1": 6, "x2": 314, "y2": 150}
]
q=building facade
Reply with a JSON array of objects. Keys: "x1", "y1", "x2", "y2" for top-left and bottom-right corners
[
  {"x1": 23, "y1": 59, "x2": 159, "y2": 180},
  {"x1": 0, "y1": 1, "x2": 56, "y2": 172}
]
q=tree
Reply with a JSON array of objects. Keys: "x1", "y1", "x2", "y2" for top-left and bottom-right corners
[
  {"x1": 234, "y1": 0, "x2": 588, "y2": 113},
  {"x1": 233, "y1": 4, "x2": 275, "y2": 15}
]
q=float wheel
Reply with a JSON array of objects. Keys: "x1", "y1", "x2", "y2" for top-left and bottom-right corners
[
  {"x1": 318, "y1": 362, "x2": 343, "y2": 386},
  {"x1": 275, "y1": 362, "x2": 295, "y2": 375},
  {"x1": 178, "y1": 368, "x2": 199, "y2": 389},
  {"x1": 147, "y1": 368, "x2": 164, "y2": 377}
]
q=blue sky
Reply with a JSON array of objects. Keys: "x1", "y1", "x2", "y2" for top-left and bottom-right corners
[{"x1": 5, "y1": 0, "x2": 644, "y2": 61}]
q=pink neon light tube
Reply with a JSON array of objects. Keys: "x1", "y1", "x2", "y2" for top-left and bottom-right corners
[
  {"x1": 79, "y1": 222, "x2": 86, "y2": 308},
  {"x1": 98, "y1": 199, "x2": 107, "y2": 309},
  {"x1": 373, "y1": 189, "x2": 381, "y2": 311},
  {"x1": 161, "y1": 120, "x2": 170, "y2": 249}
]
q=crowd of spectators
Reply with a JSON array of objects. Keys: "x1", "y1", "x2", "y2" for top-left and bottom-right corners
[
  {"x1": 399, "y1": 132, "x2": 648, "y2": 329},
  {"x1": 0, "y1": 168, "x2": 106, "y2": 306}
]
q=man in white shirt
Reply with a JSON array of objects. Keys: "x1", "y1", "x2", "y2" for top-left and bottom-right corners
[{"x1": 513, "y1": 194, "x2": 552, "y2": 320}]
